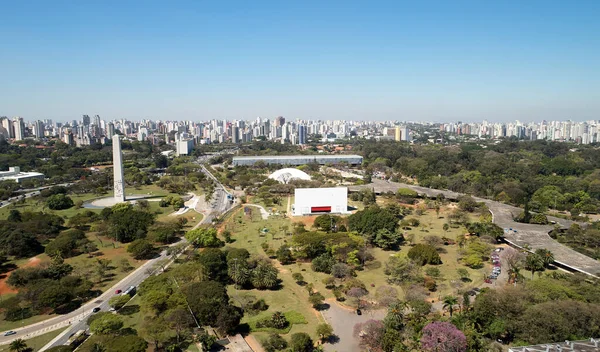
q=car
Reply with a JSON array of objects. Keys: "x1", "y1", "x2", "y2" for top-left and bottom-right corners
[
  {"x1": 92, "y1": 307, "x2": 101, "y2": 313},
  {"x1": 356, "y1": 309, "x2": 362, "y2": 315},
  {"x1": 115, "y1": 289, "x2": 122, "y2": 294},
  {"x1": 3, "y1": 331, "x2": 16, "y2": 336}
]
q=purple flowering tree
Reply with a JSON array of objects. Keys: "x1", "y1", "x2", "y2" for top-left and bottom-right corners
[
  {"x1": 420, "y1": 321, "x2": 467, "y2": 352},
  {"x1": 353, "y1": 319, "x2": 385, "y2": 352}
]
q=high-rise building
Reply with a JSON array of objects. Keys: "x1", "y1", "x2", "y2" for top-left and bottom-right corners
[
  {"x1": 107, "y1": 122, "x2": 115, "y2": 138},
  {"x1": 0, "y1": 118, "x2": 12, "y2": 139},
  {"x1": 298, "y1": 125, "x2": 307, "y2": 145},
  {"x1": 82, "y1": 115, "x2": 91, "y2": 126},
  {"x1": 13, "y1": 117, "x2": 25, "y2": 141},
  {"x1": 33, "y1": 120, "x2": 44, "y2": 139},
  {"x1": 232, "y1": 126, "x2": 240, "y2": 144},
  {"x1": 394, "y1": 126, "x2": 401, "y2": 141},
  {"x1": 275, "y1": 116, "x2": 285, "y2": 127}
]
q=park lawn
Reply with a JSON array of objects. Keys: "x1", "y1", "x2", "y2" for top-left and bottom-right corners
[
  {"x1": 0, "y1": 327, "x2": 67, "y2": 352},
  {"x1": 223, "y1": 209, "x2": 325, "y2": 341}
]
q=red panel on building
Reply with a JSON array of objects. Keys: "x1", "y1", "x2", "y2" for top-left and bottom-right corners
[{"x1": 311, "y1": 206, "x2": 331, "y2": 213}]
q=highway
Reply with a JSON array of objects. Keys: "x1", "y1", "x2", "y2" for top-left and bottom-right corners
[
  {"x1": 0, "y1": 165, "x2": 233, "y2": 350},
  {"x1": 351, "y1": 179, "x2": 600, "y2": 277}
]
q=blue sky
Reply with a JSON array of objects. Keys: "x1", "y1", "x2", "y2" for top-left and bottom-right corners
[{"x1": 0, "y1": 0, "x2": 599, "y2": 122}]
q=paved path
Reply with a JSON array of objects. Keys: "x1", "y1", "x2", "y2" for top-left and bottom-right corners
[
  {"x1": 244, "y1": 204, "x2": 270, "y2": 220},
  {"x1": 350, "y1": 179, "x2": 600, "y2": 277},
  {"x1": 321, "y1": 300, "x2": 385, "y2": 352}
]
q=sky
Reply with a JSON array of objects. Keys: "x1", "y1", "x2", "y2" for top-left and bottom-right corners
[{"x1": 0, "y1": 0, "x2": 599, "y2": 122}]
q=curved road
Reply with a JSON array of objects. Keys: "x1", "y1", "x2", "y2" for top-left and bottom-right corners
[{"x1": 351, "y1": 179, "x2": 600, "y2": 277}]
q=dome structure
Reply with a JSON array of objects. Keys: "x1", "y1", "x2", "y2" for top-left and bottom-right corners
[{"x1": 268, "y1": 168, "x2": 312, "y2": 184}]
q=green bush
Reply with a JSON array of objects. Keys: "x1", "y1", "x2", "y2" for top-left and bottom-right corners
[
  {"x1": 407, "y1": 244, "x2": 442, "y2": 266},
  {"x1": 46, "y1": 194, "x2": 74, "y2": 210}
]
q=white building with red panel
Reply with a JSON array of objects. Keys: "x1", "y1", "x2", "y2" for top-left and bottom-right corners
[{"x1": 292, "y1": 187, "x2": 348, "y2": 216}]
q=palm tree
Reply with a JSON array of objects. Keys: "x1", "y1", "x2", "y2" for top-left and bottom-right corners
[
  {"x1": 525, "y1": 253, "x2": 544, "y2": 279},
  {"x1": 535, "y1": 248, "x2": 554, "y2": 268},
  {"x1": 9, "y1": 339, "x2": 27, "y2": 352},
  {"x1": 442, "y1": 295, "x2": 459, "y2": 317},
  {"x1": 91, "y1": 343, "x2": 107, "y2": 352}
]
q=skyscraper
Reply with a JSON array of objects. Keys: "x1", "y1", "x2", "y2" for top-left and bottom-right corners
[
  {"x1": 82, "y1": 115, "x2": 91, "y2": 126},
  {"x1": 107, "y1": 122, "x2": 115, "y2": 138},
  {"x1": 13, "y1": 117, "x2": 25, "y2": 141},
  {"x1": 33, "y1": 120, "x2": 44, "y2": 139},
  {"x1": 298, "y1": 125, "x2": 307, "y2": 145},
  {"x1": 112, "y1": 134, "x2": 126, "y2": 202}
]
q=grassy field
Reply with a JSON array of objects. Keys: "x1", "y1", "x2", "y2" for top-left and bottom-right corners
[
  {"x1": 224, "y1": 207, "x2": 325, "y2": 342},
  {"x1": 0, "y1": 327, "x2": 67, "y2": 352}
]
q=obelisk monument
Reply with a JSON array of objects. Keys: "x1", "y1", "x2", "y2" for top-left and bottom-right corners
[{"x1": 112, "y1": 134, "x2": 126, "y2": 202}]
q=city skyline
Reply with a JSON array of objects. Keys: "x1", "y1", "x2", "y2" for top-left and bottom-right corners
[{"x1": 1, "y1": 1, "x2": 599, "y2": 121}]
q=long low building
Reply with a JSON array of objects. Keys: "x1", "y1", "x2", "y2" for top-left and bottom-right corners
[
  {"x1": 0, "y1": 166, "x2": 44, "y2": 183},
  {"x1": 232, "y1": 154, "x2": 363, "y2": 166},
  {"x1": 293, "y1": 187, "x2": 349, "y2": 216}
]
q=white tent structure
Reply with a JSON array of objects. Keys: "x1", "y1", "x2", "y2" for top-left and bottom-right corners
[{"x1": 268, "y1": 168, "x2": 311, "y2": 184}]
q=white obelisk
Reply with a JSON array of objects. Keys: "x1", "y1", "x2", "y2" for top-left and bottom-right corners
[{"x1": 112, "y1": 134, "x2": 126, "y2": 202}]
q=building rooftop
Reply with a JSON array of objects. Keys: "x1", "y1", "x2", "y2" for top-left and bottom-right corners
[
  {"x1": 509, "y1": 338, "x2": 600, "y2": 352},
  {"x1": 234, "y1": 154, "x2": 362, "y2": 160}
]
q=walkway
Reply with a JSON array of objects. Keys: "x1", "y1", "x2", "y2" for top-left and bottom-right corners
[
  {"x1": 350, "y1": 179, "x2": 600, "y2": 277},
  {"x1": 244, "y1": 204, "x2": 270, "y2": 220},
  {"x1": 321, "y1": 300, "x2": 385, "y2": 352}
]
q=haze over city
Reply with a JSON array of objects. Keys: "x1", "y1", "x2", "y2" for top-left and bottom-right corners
[{"x1": 1, "y1": 0, "x2": 599, "y2": 122}]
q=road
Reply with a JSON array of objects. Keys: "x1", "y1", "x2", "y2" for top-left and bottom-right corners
[
  {"x1": 350, "y1": 179, "x2": 600, "y2": 277},
  {"x1": 0, "y1": 183, "x2": 74, "y2": 209},
  {"x1": 0, "y1": 165, "x2": 233, "y2": 349}
]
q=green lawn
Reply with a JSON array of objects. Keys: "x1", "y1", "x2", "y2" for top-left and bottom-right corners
[
  {"x1": 0, "y1": 327, "x2": 67, "y2": 352},
  {"x1": 224, "y1": 208, "x2": 325, "y2": 342}
]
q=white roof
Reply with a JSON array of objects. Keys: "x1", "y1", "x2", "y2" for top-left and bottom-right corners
[{"x1": 268, "y1": 168, "x2": 311, "y2": 183}]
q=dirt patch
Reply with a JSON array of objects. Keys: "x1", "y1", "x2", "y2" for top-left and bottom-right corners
[
  {"x1": 244, "y1": 335, "x2": 265, "y2": 352},
  {"x1": 0, "y1": 256, "x2": 44, "y2": 295},
  {"x1": 292, "y1": 216, "x2": 318, "y2": 229}
]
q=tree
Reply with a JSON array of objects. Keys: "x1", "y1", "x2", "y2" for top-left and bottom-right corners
[
  {"x1": 185, "y1": 228, "x2": 224, "y2": 248},
  {"x1": 309, "y1": 292, "x2": 325, "y2": 309},
  {"x1": 251, "y1": 260, "x2": 279, "y2": 289},
  {"x1": 90, "y1": 313, "x2": 124, "y2": 334},
  {"x1": 524, "y1": 253, "x2": 544, "y2": 279},
  {"x1": 292, "y1": 273, "x2": 304, "y2": 284},
  {"x1": 107, "y1": 203, "x2": 155, "y2": 242},
  {"x1": 375, "y1": 285, "x2": 398, "y2": 307},
  {"x1": 457, "y1": 268, "x2": 470, "y2": 282},
  {"x1": 385, "y1": 255, "x2": 421, "y2": 285},
  {"x1": 534, "y1": 248, "x2": 554, "y2": 268},
  {"x1": 383, "y1": 301, "x2": 406, "y2": 330},
  {"x1": 290, "y1": 332, "x2": 314, "y2": 352},
  {"x1": 347, "y1": 287, "x2": 368, "y2": 308},
  {"x1": 228, "y1": 258, "x2": 250, "y2": 288},
  {"x1": 407, "y1": 244, "x2": 442, "y2": 265},
  {"x1": 127, "y1": 239, "x2": 157, "y2": 259},
  {"x1": 442, "y1": 295, "x2": 459, "y2": 317},
  {"x1": 311, "y1": 253, "x2": 336, "y2": 274},
  {"x1": 91, "y1": 343, "x2": 107, "y2": 352},
  {"x1": 331, "y1": 263, "x2": 353, "y2": 279},
  {"x1": 9, "y1": 339, "x2": 27, "y2": 352},
  {"x1": 421, "y1": 321, "x2": 466, "y2": 352},
  {"x1": 276, "y1": 245, "x2": 294, "y2": 265},
  {"x1": 348, "y1": 206, "x2": 400, "y2": 236},
  {"x1": 165, "y1": 308, "x2": 194, "y2": 343},
  {"x1": 316, "y1": 323, "x2": 334, "y2": 342},
  {"x1": 262, "y1": 333, "x2": 288, "y2": 352},
  {"x1": 109, "y1": 295, "x2": 131, "y2": 310},
  {"x1": 140, "y1": 317, "x2": 170, "y2": 351},
  {"x1": 7, "y1": 210, "x2": 21, "y2": 222},
  {"x1": 184, "y1": 281, "x2": 228, "y2": 326},
  {"x1": 216, "y1": 305, "x2": 242, "y2": 335},
  {"x1": 197, "y1": 248, "x2": 228, "y2": 282},
  {"x1": 373, "y1": 228, "x2": 404, "y2": 250},
  {"x1": 353, "y1": 320, "x2": 385, "y2": 352},
  {"x1": 46, "y1": 194, "x2": 74, "y2": 210}
]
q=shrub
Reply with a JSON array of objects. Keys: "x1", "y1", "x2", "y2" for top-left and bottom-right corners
[
  {"x1": 292, "y1": 273, "x2": 304, "y2": 283},
  {"x1": 424, "y1": 276, "x2": 437, "y2": 292},
  {"x1": 408, "y1": 244, "x2": 442, "y2": 266},
  {"x1": 46, "y1": 194, "x2": 74, "y2": 210},
  {"x1": 311, "y1": 253, "x2": 336, "y2": 273}
]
